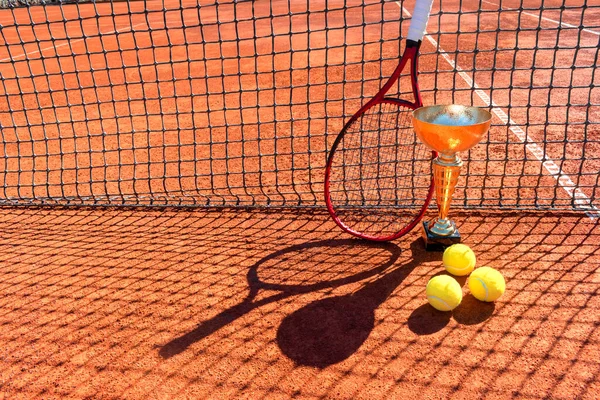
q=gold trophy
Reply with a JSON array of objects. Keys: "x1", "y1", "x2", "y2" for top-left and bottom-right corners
[{"x1": 412, "y1": 105, "x2": 492, "y2": 250}]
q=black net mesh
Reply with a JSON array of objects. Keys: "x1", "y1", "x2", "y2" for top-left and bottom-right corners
[{"x1": 0, "y1": 0, "x2": 598, "y2": 213}]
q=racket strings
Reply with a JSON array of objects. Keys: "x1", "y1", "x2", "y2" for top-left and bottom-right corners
[
  {"x1": 362, "y1": 107, "x2": 411, "y2": 204},
  {"x1": 328, "y1": 102, "x2": 431, "y2": 238}
]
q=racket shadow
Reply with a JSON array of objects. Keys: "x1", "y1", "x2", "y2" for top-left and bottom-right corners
[
  {"x1": 159, "y1": 238, "x2": 402, "y2": 359},
  {"x1": 276, "y1": 240, "x2": 425, "y2": 368}
]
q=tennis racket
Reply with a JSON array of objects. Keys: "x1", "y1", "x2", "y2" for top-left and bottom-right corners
[{"x1": 324, "y1": 0, "x2": 436, "y2": 241}]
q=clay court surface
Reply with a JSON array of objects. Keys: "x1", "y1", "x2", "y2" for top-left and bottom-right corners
[
  {"x1": 0, "y1": 208, "x2": 598, "y2": 398},
  {"x1": 0, "y1": 0, "x2": 599, "y2": 398}
]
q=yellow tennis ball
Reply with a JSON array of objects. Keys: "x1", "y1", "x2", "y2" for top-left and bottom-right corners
[
  {"x1": 443, "y1": 243, "x2": 476, "y2": 276},
  {"x1": 426, "y1": 275, "x2": 463, "y2": 312},
  {"x1": 468, "y1": 267, "x2": 506, "y2": 302}
]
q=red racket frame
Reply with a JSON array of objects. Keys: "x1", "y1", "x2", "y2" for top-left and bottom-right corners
[{"x1": 324, "y1": 40, "x2": 436, "y2": 241}]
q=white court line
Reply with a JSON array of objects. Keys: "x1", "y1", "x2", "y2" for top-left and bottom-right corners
[
  {"x1": 397, "y1": 1, "x2": 599, "y2": 219},
  {"x1": 482, "y1": 0, "x2": 600, "y2": 36},
  {"x1": 0, "y1": 21, "x2": 149, "y2": 63}
]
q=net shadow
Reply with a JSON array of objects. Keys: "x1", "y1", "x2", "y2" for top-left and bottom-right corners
[{"x1": 0, "y1": 207, "x2": 598, "y2": 398}]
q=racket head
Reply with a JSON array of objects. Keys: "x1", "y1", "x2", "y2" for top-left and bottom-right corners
[{"x1": 324, "y1": 98, "x2": 434, "y2": 241}]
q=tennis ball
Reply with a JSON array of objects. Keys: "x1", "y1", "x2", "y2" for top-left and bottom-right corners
[
  {"x1": 443, "y1": 243, "x2": 476, "y2": 276},
  {"x1": 468, "y1": 267, "x2": 506, "y2": 302},
  {"x1": 426, "y1": 275, "x2": 463, "y2": 312}
]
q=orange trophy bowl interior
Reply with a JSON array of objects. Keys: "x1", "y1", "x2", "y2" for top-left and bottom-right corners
[{"x1": 412, "y1": 105, "x2": 492, "y2": 155}]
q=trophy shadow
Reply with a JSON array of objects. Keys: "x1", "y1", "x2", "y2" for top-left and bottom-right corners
[{"x1": 276, "y1": 240, "x2": 427, "y2": 368}]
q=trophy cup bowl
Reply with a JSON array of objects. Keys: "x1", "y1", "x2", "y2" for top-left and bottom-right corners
[{"x1": 412, "y1": 105, "x2": 492, "y2": 250}]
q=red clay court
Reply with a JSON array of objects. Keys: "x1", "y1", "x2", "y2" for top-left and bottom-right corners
[{"x1": 0, "y1": 0, "x2": 599, "y2": 398}]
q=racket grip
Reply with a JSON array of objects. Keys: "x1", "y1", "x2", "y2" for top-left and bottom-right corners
[{"x1": 407, "y1": 0, "x2": 435, "y2": 42}]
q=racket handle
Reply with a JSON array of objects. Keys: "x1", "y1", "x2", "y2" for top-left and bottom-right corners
[{"x1": 407, "y1": 0, "x2": 435, "y2": 42}]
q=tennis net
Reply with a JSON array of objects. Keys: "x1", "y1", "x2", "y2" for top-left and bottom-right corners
[{"x1": 0, "y1": 0, "x2": 598, "y2": 213}]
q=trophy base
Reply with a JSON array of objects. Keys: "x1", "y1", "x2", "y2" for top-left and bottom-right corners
[{"x1": 422, "y1": 220, "x2": 461, "y2": 251}]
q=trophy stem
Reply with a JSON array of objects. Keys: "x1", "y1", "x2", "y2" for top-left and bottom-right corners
[
  {"x1": 433, "y1": 154, "x2": 462, "y2": 224},
  {"x1": 422, "y1": 153, "x2": 463, "y2": 246}
]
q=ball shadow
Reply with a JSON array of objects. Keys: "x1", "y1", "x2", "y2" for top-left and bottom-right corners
[
  {"x1": 431, "y1": 270, "x2": 468, "y2": 287},
  {"x1": 407, "y1": 303, "x2": 451, "y2": 335},
  {"x1": 452, "y1": 294, "x2": 496, "y2": 325}
]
